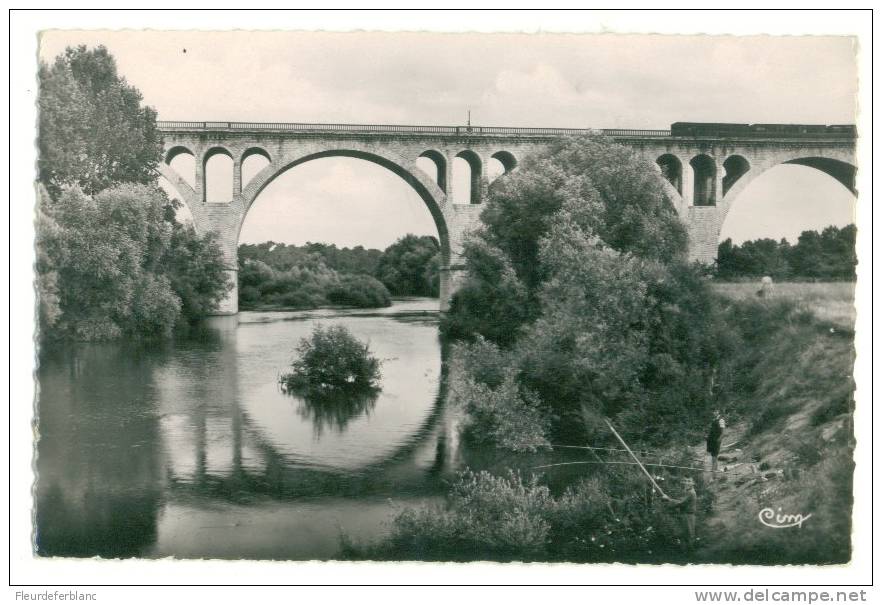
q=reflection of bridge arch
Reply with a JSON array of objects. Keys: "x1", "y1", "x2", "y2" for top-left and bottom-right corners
[{"x1": 166, "y1": 339, "x2": 452, "y2": 502}]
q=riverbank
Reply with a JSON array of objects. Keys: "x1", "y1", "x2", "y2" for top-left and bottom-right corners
[
  {"x1": 341, "y1": 287, "x2": 856, "y2": 563},
  {"x1": 692, "y1": 291, "x2": 855, "y2": 563},
  {"x1": 240, "y1": 296, "x2": 438, "y2": 314}
]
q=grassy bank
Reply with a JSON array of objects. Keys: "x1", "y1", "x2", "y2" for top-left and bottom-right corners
[
  {"x1": 341, "y1": 285, "x2": 856, "y2": 563},
  {"x1": 711, "y1": 280, "x2": 855, "y2": 330},
  {"x1": 695, "y1": 287, "x2": 856, "y2": 563}
]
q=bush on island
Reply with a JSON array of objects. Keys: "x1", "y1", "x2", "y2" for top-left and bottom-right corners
[{"x1": 280, "y1": 324, "x2": 381, "y2": 396}]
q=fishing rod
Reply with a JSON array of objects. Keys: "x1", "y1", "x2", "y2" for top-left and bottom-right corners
[
  {"x1": 604, "y1": 418, "x2": 669, "y2": 499},
  {"x1": 531, "y1": 460, "x2": 724, "y2": 473},
  {"x1": 546, "y1": 444, "x2": 706, "y2": 464}
]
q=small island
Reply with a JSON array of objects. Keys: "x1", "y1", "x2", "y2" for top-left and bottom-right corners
[{"x1": 280, "y1": 324, "x2": 382, "y2": 396}]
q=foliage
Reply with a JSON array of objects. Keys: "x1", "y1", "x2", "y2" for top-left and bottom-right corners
[
  {"x1": 162, "y1": 201, "x2": 231, "y2": 321},
  {"x1": 240, "y1": 241, "x2": 382, "y2": 276},
  {"x1": 238, "y1": 255, "x2": 391, "y2": 310},
  {"x1": 327, "y1": 274, "x2": 392, "y2": 308},
  {"x1": 439, "y1": 237, "x2": 532, "y2": 346},
  {"x1": 38, "y1": 45, "x2": 163, "y2": 199},
  {"x1": 342, "y1": 469, "x2": 688, "y2": 562},
  {"x1": 239, "y1": 235, "x2": 441, "y2": 309},
  {"x1": 790, "y1": 225, "x2": 857, "y2": 280},
  {"x1": 280, "y1": 324, "x2": 381, "y2": 395},
  {"x1": 442, "y1": 134, "x2": 688, "y2": 345},
  {"x1": 716, "y1": 224, "x2": 857, "y2": 281},
  {"x1": 35, "y1": 184, "x2": 229, "y2": 340},
  {"x1": 453, "y1": 369, "x2": 551, "y2": 453},
  {"x1": 442, "y1": 135, "x2": 730, "y2": 447},
  {"x1": 375, "y1": 234, "x2": 441, "y2": 297},
  {"x1": 238, "y1": 242, "x2": 394, "y2": 310}
]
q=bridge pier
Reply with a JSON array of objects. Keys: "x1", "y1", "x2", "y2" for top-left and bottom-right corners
[
  {"x1": 215, "y1": 269, "x2": 239, "y2": 315},
  {"x1": 686, "y1": 206, "x2": 725, "y2": 265}
]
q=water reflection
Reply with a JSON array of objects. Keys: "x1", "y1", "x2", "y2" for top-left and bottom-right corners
[
  {"x1": 294, "y1": 389, "x2": 380, "y2": 437},
  {"x1": 35, "y1": 342, "x2": 165, "y2": 557},
  {"x1": 36, "y1": 299, "x2": 457, "y2": 559}
]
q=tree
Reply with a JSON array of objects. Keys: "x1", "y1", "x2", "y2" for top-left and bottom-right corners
[
  {"x1": 441, "y1": 135, "x2": 728, "y2": 445},
  {"x1": 375, "y1": 235, "x2": 441, "y2": 297},
  {"x1": 715, "y1": 238, "x2": 739, "y2": 279},
  {"x1": 736, "y1": 238, "x2": 791, "y2": 278},
  {"x1": 718, "y1": 225, "x2": 856, "y2": 281},
  {"x1": 237, "y1": 243, "x2": 392, "y2": 310},
  {"x1": 442, "y1": 135, "x2": 688, "y2": 345},
  {"x1": 38, "y1": 45, "x2": 163, "y2": 198},
  {"x1": 162, "y1": 202, "x2": 232, "y2": 321},
  {"x1": 36, "y1": 184, "x2": 229, "y2": 340}
]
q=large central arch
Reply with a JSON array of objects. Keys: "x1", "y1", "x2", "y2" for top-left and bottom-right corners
[{"x1": 238, "y1": 147, "x2": 451, "y2": 267}]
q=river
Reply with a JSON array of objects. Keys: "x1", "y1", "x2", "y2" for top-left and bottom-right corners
[
  {"x1": 35, "y1": 297, "x2": 592, "y2": 560},
  {"x1": 34, "y1": 298, "x2": 472, "y2": 559}
]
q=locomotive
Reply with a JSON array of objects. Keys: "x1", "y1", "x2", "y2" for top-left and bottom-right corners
[{"x1": 670, "y1": 122, "x2": 856, "y2": 138}]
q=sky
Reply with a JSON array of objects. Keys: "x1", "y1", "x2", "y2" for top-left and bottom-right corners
[{"x1": 39, "y1": 30, "x2": 859, "y2": 248}]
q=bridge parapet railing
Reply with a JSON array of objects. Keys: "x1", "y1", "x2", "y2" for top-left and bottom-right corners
[
  {"x1": 156, "y1": 121, "x2": 673, "y2": 138},
  {"x1": 155, "y1": 122, "x2": 854, "y2": 143}
]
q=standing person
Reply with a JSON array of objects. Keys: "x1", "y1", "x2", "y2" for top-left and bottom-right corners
[
  {"x1": 706, "y1": 410, "x2": 725, "y2": 480},
  {"x1": 663, "y1": 477, "x2": 698, "y2": 548}
]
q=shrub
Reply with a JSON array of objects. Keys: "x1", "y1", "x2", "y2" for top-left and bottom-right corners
[
  {"x1": 280, "y1": 324, "x2": 381, "y2": 395},
  {"x1": 343, "y1": 468, "x2": 688, "y2": 562},
  {"x1": 453, "y1": 370, "x2": 551, "y2": 453},
  {"x1": 326, "y1": 274, "x2": 392, "y2": 308}
]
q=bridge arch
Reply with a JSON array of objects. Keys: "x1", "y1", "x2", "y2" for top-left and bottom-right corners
[
  {"x1": 454, "y1": 150, "x2": 482, "y2": 204},
  {"x1": 690, "y1": 154, "x2": 717, "y2": 207},
  {"x1": 156, "y1": 161, "x2": 199, "y2": 212},
  {"x1": 239, "y1": 147, "x2": 451, "y2": 266},
  {"x1": 491, "y1": 151, "x2": 517, "y2": 174},
  {"x1": 241, "y1": 147, "x2": 272, "y2": 190},
  {"x1": 708, "y1": 149, "x2": 857, "y2": 267},
  {"x1": 203, "y1": 146, "x2": 235, "y2": 204},
  {"x1": 722, "y1": 155, "x2": 750, "y2": 196},
  {"x1": 656, "y1": 153, "x2": 683, "y2": 194},
  {"x1": 783, "y1": 157, "x2": 856, "y2": 194},
  {"x1": 165, "y1": 145, "x2": 195, "y2": 164},
  {"x1": 417, "y1": 149, "x2": 447, "y2": 193},
  {"x1": 242, "y1": 146, "x2": 272, "y2": 163},
  {"x1": 720, "y1": 149, "x2": 856, "y2": 219}
]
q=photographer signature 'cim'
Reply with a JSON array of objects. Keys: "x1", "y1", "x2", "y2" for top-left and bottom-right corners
[{"x1": 758, "y1": 507, "x2": 813, "y2": 529}]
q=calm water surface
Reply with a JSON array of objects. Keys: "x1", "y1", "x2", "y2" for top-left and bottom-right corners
[{"x1": 35, "y1": 299, "x2": 463, "y2": 559}]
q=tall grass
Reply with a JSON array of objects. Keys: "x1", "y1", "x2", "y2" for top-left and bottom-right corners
[{"x1": 712, "y1": 281, "x2": 855, "y2": 330}]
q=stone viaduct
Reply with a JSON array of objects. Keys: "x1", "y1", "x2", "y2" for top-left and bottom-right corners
[{"x1": 155, "y1": 121, "x2": 857, "y2": 314}]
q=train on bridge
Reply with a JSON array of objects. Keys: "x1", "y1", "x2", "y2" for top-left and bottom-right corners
[{"x1": 670, "y1": 122, "x2": 856, "y2": 139}]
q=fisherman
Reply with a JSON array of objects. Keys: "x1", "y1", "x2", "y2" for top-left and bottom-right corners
[
  {"x1": 706, "y1": 410, "x2": 725, "y2": 480},
  {"x1": 663, "y1": 476, "x2": 697, "y2": 548}
]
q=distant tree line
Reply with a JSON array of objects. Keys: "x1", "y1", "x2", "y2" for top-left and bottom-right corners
[
  {"x1": 36, "y1": 45, "x2": 230, "y2": 341},
  {"x1": 716, "y1": 224, "x2": 857, "y2": 281},
  {"x1": 238, "y1": 234, "x2": 441, "y2": 310}
]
